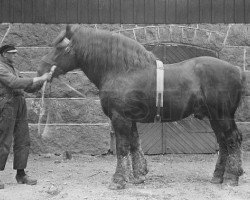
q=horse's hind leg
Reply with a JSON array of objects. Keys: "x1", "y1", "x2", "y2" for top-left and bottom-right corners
[
  {"x1": 210, "y1": 118, "x2": 243, "y2": 186},
  {"x1": 129, "y1": 122, "x2": 148, "y2": 184},
  {"x1": 209, "y1": 120, "x2": 228, "y2": 184},
  {"x1": 108, "y1": 112, "x2": 134, "y2": 190},
  {"x1": 223, "y1": 120, "x2": 243, "y2": 186}
]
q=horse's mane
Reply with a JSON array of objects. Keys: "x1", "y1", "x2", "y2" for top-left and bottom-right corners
[{"x1": 58, "y1": 26, "x2": 157, "y2": 74}]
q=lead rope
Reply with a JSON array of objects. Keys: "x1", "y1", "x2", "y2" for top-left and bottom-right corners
[
  {"x1": 38, "y1": 81, "x2": 47, "y2": 136},
  {"x1": 38, "y1": 66, "x2": 57, "y2": 137}
]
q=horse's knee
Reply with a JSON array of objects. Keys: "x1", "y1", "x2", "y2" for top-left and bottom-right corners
[
  {"x1": 112, "y1": 123, "x2": 131, "y2": 156},
  {"x1": 116, "y1": 140, "x2": 130, "y2": 156},
  {"x1": 226, "y1": 129, "x2": 242, "y2": 152},
  {"x1": 226, "y1": 137, "x2": 237, "y2": 151}
]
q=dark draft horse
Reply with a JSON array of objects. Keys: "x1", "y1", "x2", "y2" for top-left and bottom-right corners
[{"x1": 38, "y1": 25, "x2": 246, "y2": 189}]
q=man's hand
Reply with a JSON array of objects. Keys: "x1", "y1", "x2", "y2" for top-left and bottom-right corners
[
  {"x1": 40, "y1": 73, "x2": 52, "y2": 81},
  {"x1": 33, "y1": 73, "x2": 52, "y2": 84}
]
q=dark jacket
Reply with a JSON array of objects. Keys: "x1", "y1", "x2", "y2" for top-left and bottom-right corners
[{"x1": 0, "y1": 59, "x2": 41, "y2": 109}]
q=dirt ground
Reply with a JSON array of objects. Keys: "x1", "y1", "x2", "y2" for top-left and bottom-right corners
[{"x1": 0, "y1": 152, "x2": 250, "y2": 200}]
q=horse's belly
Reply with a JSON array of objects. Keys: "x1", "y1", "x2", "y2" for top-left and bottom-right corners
[{"x1": 161, "y1": 95, "x2": 194, "y2": 122}]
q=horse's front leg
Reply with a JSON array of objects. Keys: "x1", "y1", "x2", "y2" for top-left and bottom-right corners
[
  {"x1": 211, "y1": 142, "x2": 228, "y2": 184},
  {"x1": 108, "y1": 113, "x2": 133, "y2": 190},
  {"x1": 130, "y1": 122, "x2": 148, "y2": 184}
]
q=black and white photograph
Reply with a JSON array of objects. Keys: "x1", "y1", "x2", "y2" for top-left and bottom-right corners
[{"x1": 0, "y1": 0, "x2": 250, "y2": 199}]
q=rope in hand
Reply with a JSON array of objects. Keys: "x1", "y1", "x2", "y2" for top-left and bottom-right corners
[{"x1": 38, "y1": 65, "x2": 57, "y2": 137}]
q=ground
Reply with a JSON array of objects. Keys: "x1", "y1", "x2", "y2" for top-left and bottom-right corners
[{"x1": 0, "y1": 152, "x2": 250, "y2": 200}]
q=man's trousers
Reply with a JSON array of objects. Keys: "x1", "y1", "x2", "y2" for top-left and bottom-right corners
[{"x1": 0, "y1": 96, "x2": 30, "y2": 170}]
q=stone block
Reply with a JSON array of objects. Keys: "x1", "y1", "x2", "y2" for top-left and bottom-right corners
[
  {"x1": 0, "y1": 24, "x2": 9, "y2": 41},
  {"x1": 29, "y1": 124, "x2": 110, "y2": 155},
  {"x1": 245, "y1": 47, "x2": 250, "y2": 71},
  {"x1": 79, "y1": 24, "x2": 97, "y2": 29},
  {"x1": 145, "y1": 27, "x2": 159, "y2": 44},
  {"x1": 158, "y1": 26, "x2": 171, "y2": 43},
  {"x1": 208, "y1": 32, "x2": 225, "y2": 51},
  {"x1": 96, "y1": 24, "x2": 122, "y2": 32},
  {"x1": 3, "y1": 24, "x2": 65, "y2": 47},
  {"x1": 122, "y1": 24, "x2": 137, "y2": 30},
  {"x1": 192, "y1": 29, "x2": 210, "y2": 48},
  {"x1": 120, "y1": 29, "x2": 135, "y2": 40},
  {"x1": 182, "y1": 27, "x2": 195, "y2": 44},
  {"x1": 21, "y1": 72, "x2": 99, "y2": 98},
  {"x1": 179, "y1": 24, "x2": 198, "y2": 29},
  {"x1": 171, "y1": 26, "x2": 182, "y2": 43},
  {"x1": 219, "y1": 46, "x2": 244, "y2": 67},
  {"x1": 26, "y1": 98, "x2": 108, "y2": 124},
  {"x1": 198, "y1": 24, "x2": 229, "y2": 34},
  {"x1": 226, "y1": 24, "x2": 250, "y2": 46},
  {"x1": 135, "y1": 28, "x2": 147, "y2": 43},
  {"x1": 14, "y1": 47, "x2": 51, "y2": 71}
]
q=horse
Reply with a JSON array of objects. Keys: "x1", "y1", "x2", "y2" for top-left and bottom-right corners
[{"x1": 37, "y1": 25, "x2": 246, "y2": 189}]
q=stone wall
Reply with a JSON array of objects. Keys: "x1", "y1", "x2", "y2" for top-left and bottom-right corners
[{"x1": 0, "y1": 23, "x2": 250, "y2": 154}]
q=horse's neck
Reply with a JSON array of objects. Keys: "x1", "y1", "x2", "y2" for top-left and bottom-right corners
[
  {"x1": 79, "y1": 61, "x2": 110, "y2": 90},
  {"x1": 77, "y1": 50, "x2": 117, "y2": 89}
]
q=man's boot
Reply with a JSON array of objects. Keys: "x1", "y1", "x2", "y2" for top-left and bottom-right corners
[
  {"x1": 16, "y1": 174, "x2": 37, "y2": 185},
  {"x1": 15, "y1": 169, "x2": 37, "y2": 185}
]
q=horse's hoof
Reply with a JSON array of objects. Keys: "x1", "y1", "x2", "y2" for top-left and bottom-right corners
[
  {"x1": 222, "y1": 178, "x2": 239, "y2": 186},
  {"x1": 140, "y1": 162, "x2": 148, "y2": 176},
  {"x1": 140, "y1": 168, "x2": 149, "y2": 176},
  {"x1": 133, "y1": 176, "x2": 146, "y2": 185},
  {"x1": 210, "y1": 176, "x2": 223, "y2": 184},
  {"x1": 222, "y1": 173, "x2": 239, "y2": 186},
  {"x1": 108, "y1": 182, "x2": 126, "y2": 190}
]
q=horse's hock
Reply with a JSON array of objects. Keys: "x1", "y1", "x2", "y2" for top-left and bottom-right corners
[{"x1": 0, "y1": 23, "x2": 250, "y2": 154}]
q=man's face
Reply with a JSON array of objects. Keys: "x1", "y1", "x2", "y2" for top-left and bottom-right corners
[{"x1": 3, "y1": 51, "x2": 16, "y2": 63}]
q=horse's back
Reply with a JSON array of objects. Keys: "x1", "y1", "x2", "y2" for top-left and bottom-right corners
[
  {"x1": 161, "y1": 56, "x2": 244, "y2": 121},
  {"x1": 193, "y1": 56, "x2": 242, "y2": 85}
]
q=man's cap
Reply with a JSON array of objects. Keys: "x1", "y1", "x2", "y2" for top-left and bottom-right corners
[{"x1": 0, "y1": 45, "x2": 17, "y2": 54}]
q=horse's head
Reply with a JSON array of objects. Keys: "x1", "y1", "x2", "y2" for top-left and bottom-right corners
[{"x1": 38, "y1": 25, "x2": 78, "y2": 78}]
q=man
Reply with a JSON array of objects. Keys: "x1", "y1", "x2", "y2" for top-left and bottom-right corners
[{"x1": 0, "y1": 44, "x2": 52, "y2": 189}]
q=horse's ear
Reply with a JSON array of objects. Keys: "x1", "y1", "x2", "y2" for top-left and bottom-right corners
[{"x1": 65, "y1": 25, "x2": 73, "y2": 39}]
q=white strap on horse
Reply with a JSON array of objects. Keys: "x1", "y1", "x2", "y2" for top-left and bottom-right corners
[
  {"x1": 156, "y1": 60, "x2": 164, "y2": 107},
  {"x1": 62, "y1": 37, "x2": 70, "y2": 45}
]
